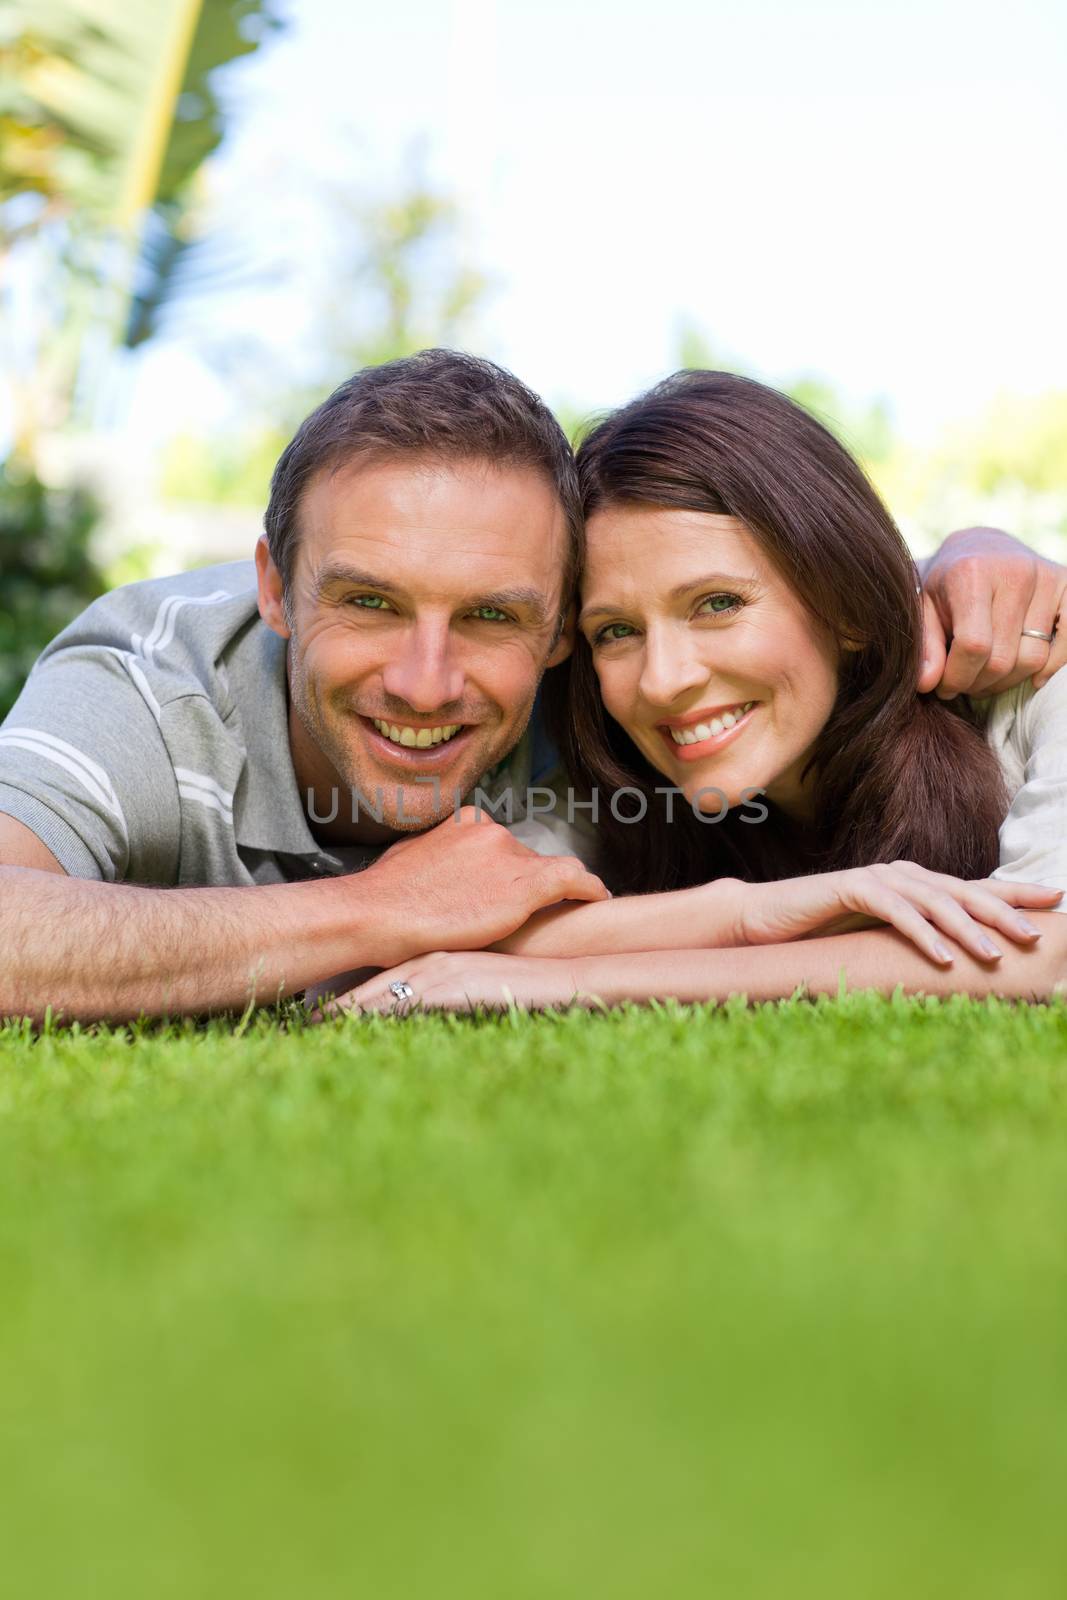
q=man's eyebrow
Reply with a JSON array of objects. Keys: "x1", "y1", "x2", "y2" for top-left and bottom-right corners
[
  {"x1": 579, "y1": 572, "x2": 757, "y2": 624},
  {"x1": 314, "y1": 562, "x2": 402, "y2": 597},
  {"x1": 475, "y1": 587, "x2": 551, "y2": 621},
  {"x1": 314, "y1": 564, "x2": 551, "y2": 621}
]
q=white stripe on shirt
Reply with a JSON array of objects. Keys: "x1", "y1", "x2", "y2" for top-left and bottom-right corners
[
  {"x1": 0, "y1": 729, "x2": 127, "y2": 832},
  {"x1": 132, "y1": 591, "x2": 231, "y2": 667}
]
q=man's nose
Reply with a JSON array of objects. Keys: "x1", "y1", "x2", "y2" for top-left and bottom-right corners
[
  {"x1": 637, "y1": 625, "x2": 708, "y2": 707},
  {"x1": 381, "y1": 617, "x2": 465, "y2": 712}
]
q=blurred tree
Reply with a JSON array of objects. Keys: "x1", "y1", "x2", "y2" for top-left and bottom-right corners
[
  {"x1": 313, "y1": 170, "x2": 489, "y2": 387},
  {"x1": 159, "y1": 163, "x2": 492, "y2": 507},
  {"x1": 0, "y1": 0, "x2": 281, "y2": 717},
  {"x1": 0, "y1": 461, "x2": 106, "y2": 716},
  {"x1": 0, "y1": 0, "x2": 282, "y2": 456}
]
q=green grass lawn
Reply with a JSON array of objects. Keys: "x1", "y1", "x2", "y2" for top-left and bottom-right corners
[{"x1": 3, "y1": 995, "x2": 1067, "y2": 1598}]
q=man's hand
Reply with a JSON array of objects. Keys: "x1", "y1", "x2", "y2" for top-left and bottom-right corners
[
  {"x1": 919, "y1": 526, "x2": 1067, "y2": 698},
  {"x1": 359, "y1": 805, "x2": 609, "y2": 968}
]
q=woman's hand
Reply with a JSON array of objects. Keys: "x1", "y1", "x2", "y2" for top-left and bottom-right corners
[
  {"x1": 738, "y1": 863, "x2": 1064, "y2": 965},
  {"x1": 315, "y1": 950, "x2": 598, "y2": 1017}
]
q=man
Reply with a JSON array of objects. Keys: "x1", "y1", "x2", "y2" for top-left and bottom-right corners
[{"x1": 1, "y1": 350, "x2": 1064, "y2": 1023}]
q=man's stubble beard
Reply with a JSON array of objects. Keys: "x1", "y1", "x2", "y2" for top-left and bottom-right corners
[{"x1": 285, "y1": 629, "x2": 543, "y2": 833}]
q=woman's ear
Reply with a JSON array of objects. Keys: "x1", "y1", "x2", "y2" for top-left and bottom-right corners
[{"x1": 545, "y1": 603, "x2": 577, "y2": 668}]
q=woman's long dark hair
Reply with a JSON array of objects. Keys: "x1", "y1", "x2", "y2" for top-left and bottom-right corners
[{"x1": 546, "y1": 371, "x2": 1009, "y2": 894}]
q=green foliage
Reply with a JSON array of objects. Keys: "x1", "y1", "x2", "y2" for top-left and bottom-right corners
[
  {"x1": 0, "y1": 0, "x2": 281, "y2": 242},
  {"x1": 0, "y1": 460, "x2": 107, "y2": 718},
  {"x1": 2, "y1": 996, "x2": 1067, "y2": 1594},
  {"x1": 159, "y1": 423, "x2": 288, "y2": 506},
  {"x1": 123, "y1": 0, "x2": 285, "y2": 349},
  {"x1": 313, "y1": 171, "x2": 489, "y2": 384},
  {"x1": 158, "y1": 169, "x2": 492, "y2": 507},
  {"x1": 0, "y1": 0, "x2": 282, "y2": 459}
]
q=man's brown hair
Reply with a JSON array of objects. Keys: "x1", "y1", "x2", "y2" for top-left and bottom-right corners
[{"x1": 264, "y1": 349, "x2": 582, "y2": 612}]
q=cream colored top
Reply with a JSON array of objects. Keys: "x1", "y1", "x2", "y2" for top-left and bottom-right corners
[{"x1": 985, "y1": 669, "x2": 1067, "y2": 908}]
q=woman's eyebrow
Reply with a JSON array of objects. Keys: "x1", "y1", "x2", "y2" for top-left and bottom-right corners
[
  {"x1": 666, "y1": 571, "x2": 758, "y2": 600},
  {"x1": 580, "y1": 572, "x2": 757, "y2": 623}
]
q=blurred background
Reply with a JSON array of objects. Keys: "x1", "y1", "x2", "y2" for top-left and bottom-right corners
[{"x1": 1, "y1": 0, "x2": 1065, "y2": 715}]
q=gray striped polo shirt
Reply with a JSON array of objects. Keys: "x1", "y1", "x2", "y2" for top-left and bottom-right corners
[{"x1": 0, "y1": 560, "x2": 591, "y2": 886}]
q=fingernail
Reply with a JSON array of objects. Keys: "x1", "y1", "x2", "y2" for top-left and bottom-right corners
[
  {"x1": 980, "y1": 937, "x2": 1002, "y2": 958},
  {"x1": 1017, "y1": 917, "x2": 1041, "y2": 937},
  {"x1": 934, "y1": 941, "x2": 954, "y2": 963}
]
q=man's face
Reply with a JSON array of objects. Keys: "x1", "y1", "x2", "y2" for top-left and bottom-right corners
[{"x1": 257, "y1": 454, "x2": 572, "y2": 836}]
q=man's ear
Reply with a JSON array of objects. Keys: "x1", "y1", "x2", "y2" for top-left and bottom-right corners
[
  {"x1": 255, "y1": 535, "x2": 291, "y2": 640},
  {"x1": 545, "y1": 602, "x2": 576, "y2": 668}
]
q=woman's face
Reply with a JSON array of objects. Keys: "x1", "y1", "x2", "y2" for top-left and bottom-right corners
[{"x1": 579, "y1": 505, "x2": 842, "y2": 820}]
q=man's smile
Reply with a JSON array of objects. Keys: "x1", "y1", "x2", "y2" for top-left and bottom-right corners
[
  {"x1": 371, "y1": 717, "x2": 464, "y2": 749},
  {"x1": 357, "y1": 713, "x2": 477, "y2": 767}
]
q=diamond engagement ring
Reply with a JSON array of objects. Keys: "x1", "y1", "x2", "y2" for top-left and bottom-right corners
[
  {"x1": 388, "y1": 979, "x2": 416, "y2": 1012},
  {"x1": 1021, "y1": 627, "x2": 1055, "y2": 642}
]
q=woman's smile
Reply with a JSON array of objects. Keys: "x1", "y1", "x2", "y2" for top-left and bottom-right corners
[{"x1": 657, "y1": 699, "x2": 757, "y2": 760}]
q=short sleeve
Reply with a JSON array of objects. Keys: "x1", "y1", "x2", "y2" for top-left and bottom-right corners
[
  {"x1": 991, "y1": 667, "x2": 1067, "y2": 909},
  {"x1": 0, "y1": 646, "x2": 181, "y2": 882}
]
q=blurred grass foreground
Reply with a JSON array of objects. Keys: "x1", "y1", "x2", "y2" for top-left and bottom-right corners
[{"x1": 3, "y1": 995, "x2": 1067, "y2": 1597}]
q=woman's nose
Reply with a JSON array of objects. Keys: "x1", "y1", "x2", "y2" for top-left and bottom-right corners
[
  {"x1": 381, "y1": 619, "x2": 465, "y2": 712},
  {"x1": 637, "y1": 628, "x2": 708, "y2": 707}
]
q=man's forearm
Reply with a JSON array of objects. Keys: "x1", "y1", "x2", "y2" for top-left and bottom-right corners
[
  {"x1": 0, "y1": 867, "x2": 371, "y2": 1024},
  {"x1": 573, "y1": 916, "x2": 1067, "y2": 1005}
]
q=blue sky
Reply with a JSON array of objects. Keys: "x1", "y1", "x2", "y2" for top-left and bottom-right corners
[{"x1": 128, "y1": 0, "x2": 1067, "y2": 448}]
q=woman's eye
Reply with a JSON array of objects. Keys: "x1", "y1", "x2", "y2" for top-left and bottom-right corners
[
  {"x1": 594, "y1": 622, "x2": 637, "y2": 645},
  {"x1": 697, "y1": 593, "x2": 743, "y2": 617},
  {"x1": 471, "y1": 605, "x2": 510, "y2": 622}
]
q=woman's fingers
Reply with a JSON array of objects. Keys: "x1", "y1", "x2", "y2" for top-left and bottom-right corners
[
  {"x1": 858, "y1": 865, "x2": 1064, "y2": 960},
  {"x1": 889, "y1": 862, "x2": 1063, "y2": 905},
  {"x1": 854, "y1": 886, "x2": 957, "y2": 964}
]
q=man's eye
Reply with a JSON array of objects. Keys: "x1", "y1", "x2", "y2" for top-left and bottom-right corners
[
  {"x1": 593, "y1": 622, "x2": 637, "y2": 645},
  {"x1": 697, "y1": 593, "x2": 743, "y2": 617},
  {"x1": 348, "y1": 594, "x2": 393, "y2": 611},
  {"x1": 471, "y1": 605, "x2": 510, "y2": 622}
]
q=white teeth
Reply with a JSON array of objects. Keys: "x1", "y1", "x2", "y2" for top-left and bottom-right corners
[
  {"x1": 372, "y1": 719, "x2": 463, "y2": 748},
  {"x1": 668, "y1": 703, "x2": 753, "y2": 745}
]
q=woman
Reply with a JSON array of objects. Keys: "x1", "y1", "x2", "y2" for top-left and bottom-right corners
[{"x1": 333, "y1": 372, "x2": 1067, "y2": 1012}]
